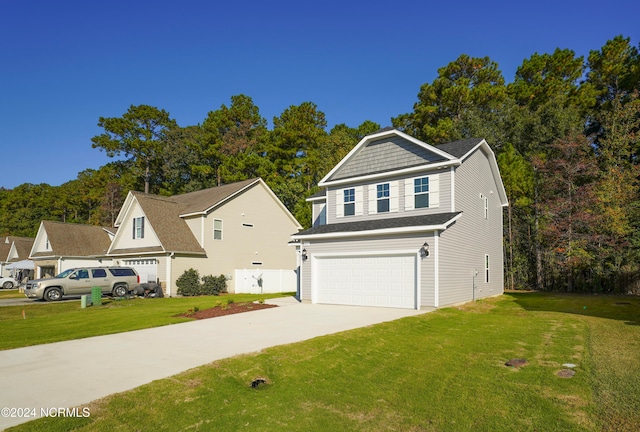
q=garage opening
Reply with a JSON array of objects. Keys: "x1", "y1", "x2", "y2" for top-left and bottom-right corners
[
  {"x1": 123, "y1": 259, "x2": 158, "y2": 284},
  {"x1": 314, "y1": 254, "x2": 417, "y2": 309}
]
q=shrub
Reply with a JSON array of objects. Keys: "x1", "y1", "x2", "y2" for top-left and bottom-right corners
[
  {"x1": 176, "y1": 269, "x2": 227, "y2": 296},
  {"x1": 201, "y1": 274, "x2": 227, "y2": 296},
  {"x1": 176, "y1": 269, "x2": 202, "y2": 296}
]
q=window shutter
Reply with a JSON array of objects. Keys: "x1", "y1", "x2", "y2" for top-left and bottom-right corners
[
  {"x1": 390, "y1": 181, "x2": 398, "y2": 212},
  {"x1": 335, "y1": 189, "x2": 343, "y2": 218},
  {"x1": 430, "y1": 175, "x2": 439, "y2": 208},
  {"x1": 405, "y1": 179, "x2": 414, "y2": 211},
  {"x1": 140, "y1": 217, "x2": 145, "y2": 238},
  {"x1": 368, "y1": 185, "x2": 377, "y2": 214},
  {"x1": 132, "y1": 218, "x2": 136, "y2": 239},
  {"x1": 355, "y1": 186, "x2": 363, "y2": 216}
]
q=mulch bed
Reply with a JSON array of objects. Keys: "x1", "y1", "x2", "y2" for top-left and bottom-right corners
[{"x1": 177, "y1": 302, "x2": 277, "y2": 319}]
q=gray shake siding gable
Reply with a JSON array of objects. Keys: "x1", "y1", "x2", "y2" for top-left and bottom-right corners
[
  {"x1": 293, "y1": 129, "x2": 507, "y2": 310},
  {"x1": 329, "y1": 136, "x2": 449, "y2": 181}
]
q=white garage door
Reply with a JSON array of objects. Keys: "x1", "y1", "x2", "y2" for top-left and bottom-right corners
[
  {"x1": 123, "y1": 259, "x2": 157, "y2": 284},
  {"x1": 315, "y1": 254, "x2": 416, "y2": 309}
]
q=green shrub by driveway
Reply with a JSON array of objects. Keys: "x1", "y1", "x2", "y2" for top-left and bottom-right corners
[{"x1": 8, "y1": 292, "x2": 640, "y2": 431}]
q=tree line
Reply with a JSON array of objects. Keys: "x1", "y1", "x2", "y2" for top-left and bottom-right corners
[{"x1": 1, "y1": 35, "x2": 638, "y2": 293}]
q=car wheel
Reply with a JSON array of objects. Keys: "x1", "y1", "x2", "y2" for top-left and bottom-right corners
[
  {"x1": 2, "y1": 281, "x2": 13, "y2": 289},
  {"x1": 112, "y1": 284, "x2": 128, "y2": 297},
  {"x1": 44, "y1": 287, "x2": 62, "y2": 301}
]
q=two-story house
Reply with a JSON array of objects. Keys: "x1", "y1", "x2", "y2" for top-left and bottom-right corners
[
  {"x1": 291, "y1": 128, "x2": 508, "y2": 309},
  {"x1": 107, "y1": 178, "x2": 302, "y2": 296}
]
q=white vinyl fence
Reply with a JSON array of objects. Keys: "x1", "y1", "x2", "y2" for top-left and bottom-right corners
[{"x1": 234, "y1": 269, "x2": 297, "y2": 294}]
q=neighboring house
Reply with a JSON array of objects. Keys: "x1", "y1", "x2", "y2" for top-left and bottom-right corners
[
  {"x1": 1, "y1": 236, "x2": 35, "y2": 278},
  {"x1": 0, "y1": 241, "x2": 11, "y2": 277},
  {"x1": 107, "y1": 178, "x2": 302, "y2": 296},
  {"x1": 291, "y1": 128, "x2": 508, "y2": 310},
  {"x1": 29, "y1": 221, "x2": 115, "y2": 278}
]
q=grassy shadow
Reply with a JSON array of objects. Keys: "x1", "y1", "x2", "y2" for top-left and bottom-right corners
[{"x1": 508, "y1": 290, "x2": 640, "y2": 325}]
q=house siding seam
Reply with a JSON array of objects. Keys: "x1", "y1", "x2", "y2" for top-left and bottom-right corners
[{"x1": 437, "y1": 150, "x2": 504, "y2": 306}]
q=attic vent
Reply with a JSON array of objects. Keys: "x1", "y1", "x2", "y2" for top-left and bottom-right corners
[
  {"x1": 242, "y1": 223, "x2": 254, "y2": 228},
  {"x1": 251, "y1": 261, "x2": 263, "y2": 266}
]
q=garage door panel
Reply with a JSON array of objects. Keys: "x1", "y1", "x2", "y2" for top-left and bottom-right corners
[{"x1": 315, "y1": 254, "x2": 416, "y2": 309}]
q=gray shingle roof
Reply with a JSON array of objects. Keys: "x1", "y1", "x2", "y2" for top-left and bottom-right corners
[
  {"x1": 293, "y1": 212, "x2": 462, "y2": 237},
  {"x1": 435, "y1": 138, "x2": 483, "y2": 159}
]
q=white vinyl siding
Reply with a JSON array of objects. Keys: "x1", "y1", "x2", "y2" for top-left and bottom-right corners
[{"x1": 405, "y1": 174, "x2": 439, "y2": 211}]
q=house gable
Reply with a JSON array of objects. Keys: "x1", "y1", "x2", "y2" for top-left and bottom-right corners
[
  {"x1": 30, "y1": 221, "x2": 112, "y2": 258},
  {"x1": 321, "y1": 129, "x2": 457, "y2": 186},
  {"x1": 109, "y1": 193, "x2": 188, "y2": 255}
]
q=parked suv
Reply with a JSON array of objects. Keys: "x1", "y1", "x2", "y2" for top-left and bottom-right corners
[{"x1": 24, "y1": 267, "x2": 140, "y2": 301}]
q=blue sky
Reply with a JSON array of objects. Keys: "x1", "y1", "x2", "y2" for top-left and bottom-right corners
[{"x1": 1, "y1": 0, "x2": 638, "y2": 189}]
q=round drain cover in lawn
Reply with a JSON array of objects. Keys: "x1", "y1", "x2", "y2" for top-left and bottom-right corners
[
  {"x1": 505, "y1": 358, "x2": 527, "y2": 368},
  {"x1": 557, "y1": 369, "x2": 576, "y2": 378}
]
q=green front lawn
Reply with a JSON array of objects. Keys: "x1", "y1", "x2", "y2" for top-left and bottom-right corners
[
  {"x1": 0, "y1": 289, "x2": 24, "y2": 299},
  {"x1": 8, "y1": 292, "x2": 640, "y2": 431},
  {"x1": 0, "y1": 293, "x2": 292, "y2": 350}
]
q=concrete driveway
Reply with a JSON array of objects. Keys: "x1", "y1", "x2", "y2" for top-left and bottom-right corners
[{"x1": 0, "y1": 297, "x2": 427, "y2": 430}]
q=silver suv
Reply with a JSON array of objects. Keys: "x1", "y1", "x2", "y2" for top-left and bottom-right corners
[{"x1": 24, "y1": 267, "x2": 140, "y2": 301}]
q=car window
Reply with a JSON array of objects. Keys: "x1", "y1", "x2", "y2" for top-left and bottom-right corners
[
  {"x1": 109, "y1": 268, "x2": 135, "y2": 276},
  {"x1": 56, "y1": 269, "x2": 75, "y2": 278},
  {"x1": 92, "y1": 269, "x2": 107, "y2": 278},
  {"x1": 76, "y1": 269, "x2": 89, "y2": 279}
]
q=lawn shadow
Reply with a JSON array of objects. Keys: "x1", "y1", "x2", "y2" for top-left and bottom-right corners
[{"x1": 508, "y1": 291, "x2": 640, "y2": 325}]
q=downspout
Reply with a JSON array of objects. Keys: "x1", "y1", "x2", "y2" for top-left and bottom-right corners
[
  {"x1": 433, "y1": 233, "x2": 439, "y2": 308},
  {"x1": 166, "y1": 252, "x2": 174, "y2": 297}
]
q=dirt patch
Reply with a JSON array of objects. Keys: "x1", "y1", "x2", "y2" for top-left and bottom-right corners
[
  {"x1": 505, "y1": 358, "x2": 527, "y2": 368},
  {"x1": 557, "y1": 369, "x2": 576, "y2": 378},
  {"x1": 177, "y1": 302, "x2": 277, "y2": 319}
]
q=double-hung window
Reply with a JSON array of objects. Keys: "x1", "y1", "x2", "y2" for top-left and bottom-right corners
[
  {"x1": 133, "y1": 216, "x2": 145, "y2": 239},
  {"x1": 213, "y1": 219, "x2": 223, "y2": 240},
  {"x1": 377, "y1": 183, "x2": 390, "y2": 213},
  {"x1": 344, "y1": 188, "x2": 355, "y2": 216},
  {"x1": 405, "y1": 175, "x2": 438, "y2": 211},
  {"x1": 414, "y1": 177, "x2": 429, "y2": 208}
]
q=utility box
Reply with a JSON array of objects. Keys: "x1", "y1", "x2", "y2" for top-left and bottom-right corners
[
  {"x1": 91, "y1": 287, "x2": 102, "y2": 306},
  {"x1": 81, "y1": 295, "x2": 92, "y2": 308}
]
